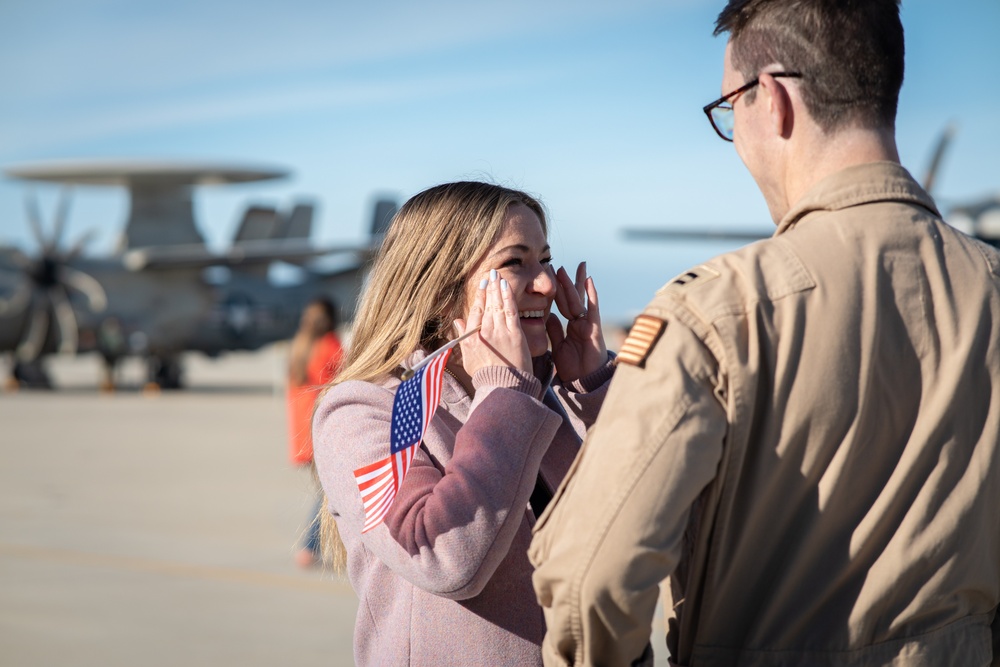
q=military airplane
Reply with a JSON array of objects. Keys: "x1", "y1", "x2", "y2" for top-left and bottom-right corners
[
  {"x1": 623, "y1": 125, "x2": 1000, "y2": 250},
  {"x1": 0, "y1": 160, "x2": 397, "y2": 390}
]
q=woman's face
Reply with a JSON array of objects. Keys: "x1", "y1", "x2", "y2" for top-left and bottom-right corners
[{"x1": 463, "y1": 203, "x2": 556, "y2": 357}]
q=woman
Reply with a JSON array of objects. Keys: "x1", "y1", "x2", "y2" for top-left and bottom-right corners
[
  {"x1": 313, "y1": 181, "x2": 613, "y2": 665},
  {"x1": 286, "y1": 297, "x2": 343, "y2": 567}
]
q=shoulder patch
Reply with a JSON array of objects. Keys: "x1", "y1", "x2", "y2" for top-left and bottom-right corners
[
  {"x1": 666, "y1": 264, "x2": 720, "y2": 290},
  {"x1": 616, "y1": 315, "x2": 666, "y2": 368}
]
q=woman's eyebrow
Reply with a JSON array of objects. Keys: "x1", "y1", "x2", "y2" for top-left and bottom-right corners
[{"x1": 488, "y1": 243, "x2": 551, "y2": 259}]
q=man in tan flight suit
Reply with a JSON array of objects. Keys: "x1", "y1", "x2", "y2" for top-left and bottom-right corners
[{"x1": 530, "y1": 1, "x2": 1000, "y2": 665}]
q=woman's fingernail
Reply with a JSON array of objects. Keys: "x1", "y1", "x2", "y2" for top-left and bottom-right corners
[
  {"x1": 479, "y1": 278, "x2": 488, "y2": 289},
  {"x1": 500, "y1": 278, "x2": 508, "y2": 291},
  {"x1": 490, "y1": 269, "x2": 498, "y2": 282}
]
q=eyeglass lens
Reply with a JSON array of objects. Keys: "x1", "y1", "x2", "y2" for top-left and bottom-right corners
[{"x1": 711, "y1": 104, "x2": 735, "y2": 141}]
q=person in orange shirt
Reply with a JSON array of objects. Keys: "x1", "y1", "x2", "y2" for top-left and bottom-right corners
[{"x1": 286, "y1": 297, "x2": 343, "y2": 567}]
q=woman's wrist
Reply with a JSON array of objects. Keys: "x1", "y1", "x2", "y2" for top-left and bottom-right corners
[
  {"x1": 472, "y1": 365, "x2": 543, "y2": 399},
  {"x1": 568, "y1": 352, "x2": 616, "y2": 392}
]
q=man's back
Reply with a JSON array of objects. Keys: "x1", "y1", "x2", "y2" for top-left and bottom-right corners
[
  {"x1": 530, "y1": 163, "x2": 1000, "y2": 666},
  {"x1": 666, "y1": 162, "x2": 1000, "y2": 664}
]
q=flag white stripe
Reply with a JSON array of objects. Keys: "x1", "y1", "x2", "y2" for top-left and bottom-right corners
[
  {"x1": 355, "y1": 461, "x2": 393, "y2": 485},
  {"x1": 361, "y1": 476, "x2": 395, "y2": 509},
  {"x1": 364, "y1": 491, "x2": 396, "y2": 530}
]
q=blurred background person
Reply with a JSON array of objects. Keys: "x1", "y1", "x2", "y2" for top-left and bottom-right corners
[{"x1": 286, "y1": 296, "x2": 342, "y2": 568}]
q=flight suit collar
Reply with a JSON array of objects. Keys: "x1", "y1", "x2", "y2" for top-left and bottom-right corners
[{"x1": 775, "y1": 161, "x2": 941, "y2": 236}]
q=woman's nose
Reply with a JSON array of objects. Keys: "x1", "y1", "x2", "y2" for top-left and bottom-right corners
[{"x1": 531, "y1": 264, "x2": 557, "y2": 296}]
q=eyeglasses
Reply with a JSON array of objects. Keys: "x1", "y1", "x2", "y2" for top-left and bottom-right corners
[{"x1": 703, "y1": 72, "x2": 802, "y2": 141}]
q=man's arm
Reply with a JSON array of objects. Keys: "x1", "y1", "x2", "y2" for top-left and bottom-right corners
[{"x1": 530, "y1": 315, "x2": 727, "y2": 666}]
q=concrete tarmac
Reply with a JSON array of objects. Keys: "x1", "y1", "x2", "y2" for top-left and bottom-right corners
[
  {"x1": 1, "y1": 347, "x2": 357, "y2": 666},
  {"x1": 0, "y1": 348, "x2": 669, "y2": 666}
]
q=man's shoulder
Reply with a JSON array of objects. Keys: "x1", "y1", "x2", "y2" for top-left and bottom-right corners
[{"x1": 647, "y1": 237, "x2": 816, "y2": 324}]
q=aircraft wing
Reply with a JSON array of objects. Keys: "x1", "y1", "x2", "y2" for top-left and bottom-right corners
[
  {"x1": 622, "y1": 227, "x2": 772, "y2": 243},
  {"x1": 122, "y1": 240, "x2": 371, "y2": 271}
]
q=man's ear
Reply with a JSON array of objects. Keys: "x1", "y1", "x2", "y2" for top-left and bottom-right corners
[{"x1": 759, "y1": 72, "x2": 794, "y2": 140}]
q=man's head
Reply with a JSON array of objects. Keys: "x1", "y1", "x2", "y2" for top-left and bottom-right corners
[
  {"x1": 710, "y1": 0, "x2": 905, "y2": 222},
  {"x1": 715, "y1": 0, "x2": 905, "y2": 133}
]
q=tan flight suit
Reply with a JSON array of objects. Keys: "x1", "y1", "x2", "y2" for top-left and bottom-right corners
[{"x1": 530, "y1": 162, "x2": 1000, "y2": 666}]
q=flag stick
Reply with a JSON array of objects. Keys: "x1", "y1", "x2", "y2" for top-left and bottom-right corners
[{"x1": 401, "y1": 325, "x2": 482, "y2": 381}]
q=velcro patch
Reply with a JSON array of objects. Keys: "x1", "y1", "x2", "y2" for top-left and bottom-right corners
[{"x1": 617, "y1": 315, "x2": 666, "y2": 368}]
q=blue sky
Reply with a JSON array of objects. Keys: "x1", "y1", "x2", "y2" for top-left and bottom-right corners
[{"x1": 1, "y1": 0, "x2": 998, "y2": 323}]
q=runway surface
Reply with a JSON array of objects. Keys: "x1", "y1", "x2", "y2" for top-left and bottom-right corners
[
  {"x1": 1, "y1": 347, "x2": 357, "y2": 666},
  {"x1": 0, "y1": 347, "x2": 668, "y2": 666}
]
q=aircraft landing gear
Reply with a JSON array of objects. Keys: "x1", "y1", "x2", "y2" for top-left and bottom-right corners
[
  {"x1": 10, "y1": 359, "x2": 53, "y2": 390},
  {"x1": 98, "y1": 356, "x2": 119, "y2": 393},
  {"x1": 147, "y1": 356, "x2": 183, "y2": 390}
]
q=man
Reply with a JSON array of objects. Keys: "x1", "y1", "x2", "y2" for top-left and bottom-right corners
[{"x1": 530, "y1": 1, "x2": 1000, "y2": 665}]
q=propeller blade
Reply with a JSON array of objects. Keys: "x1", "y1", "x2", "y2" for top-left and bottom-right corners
[
  {"x1": 25, "y1": 190, "x2": 47, "y2": 251},
  {"x1": 65, "y1": 228, "x2": 99, "y2": 263},
  {"x1": 16, "y1": 297, "x2": 50, "y2": 361},
  {"x1": 922, "y1": 123, "x2": 957, "y2": 196},
  {"x1": 622, "y1": 227, "x2": 771, "y2": 243},
  {"x1": 60, "y1": 266, "x2": 108, "y2": 312},
  {"x1": 51, "y1": 187, "x2": 73, "y2": 251},
  {"x1": 49, "y1": 284, "x2": 79, "y2": 355}
]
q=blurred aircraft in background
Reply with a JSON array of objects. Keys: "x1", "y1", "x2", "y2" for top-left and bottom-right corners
[
  {"x1": 622, "y1": 125, "x2": 1000, "y2": 250},
  {"x1": 0, "y1": 160, "x2": 397, "y2": 390}
]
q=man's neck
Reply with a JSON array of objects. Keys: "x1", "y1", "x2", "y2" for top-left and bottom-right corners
[{"x1": 776, "y1": 125, "x2": 900, "y2": 221}]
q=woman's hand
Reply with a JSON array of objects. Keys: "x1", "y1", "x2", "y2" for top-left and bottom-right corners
[
  {"x1": 547, "y1": 262, "x2": 607, "y2": 382},
  {"x1": 453, "y1": 269, "x2": 533, "y2": 377}
]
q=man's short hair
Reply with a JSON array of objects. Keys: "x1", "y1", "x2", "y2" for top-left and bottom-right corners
[{"x1": 715, "y1": 0, "x2": 904, "y2": 132}]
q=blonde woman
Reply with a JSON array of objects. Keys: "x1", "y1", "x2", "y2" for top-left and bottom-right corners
[{"x1": 313, "y1": 181, "x2": 614, "y2": 665}]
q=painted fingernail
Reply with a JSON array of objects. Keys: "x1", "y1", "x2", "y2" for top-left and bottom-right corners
[
  {"x1": 500, "y1": 278, "x2": 508, "y2": 291},
  {"x1": 490, "y1": 269, "x2": 498, "y2": 282},
  {"x1": 479, "y1": 278, "x2": 488, "y2": 289}
]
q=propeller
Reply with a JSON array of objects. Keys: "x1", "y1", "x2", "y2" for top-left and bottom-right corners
[
  {"x1": 0, "y1": 188, "x2": 108, "y2": 362},
  {"x1": 921, "y1": 123, "x2": 956, "y2": 197}
]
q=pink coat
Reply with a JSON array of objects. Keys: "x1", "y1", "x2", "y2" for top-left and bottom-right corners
[{"x1": 313, "y1": 352, "x2": 613, "y2": 666}]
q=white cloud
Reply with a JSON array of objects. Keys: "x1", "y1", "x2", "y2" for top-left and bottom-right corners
[
  {"x1": 0, "y1": 60, "x2": 572, "y2": 153},
  {"x1": 0, "y1": 0, "x2": 674, "y2": 103}
]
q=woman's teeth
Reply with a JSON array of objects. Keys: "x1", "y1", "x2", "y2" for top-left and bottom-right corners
[{"x1": 519, "y1": 310, "x2": 545, "y2": 319}]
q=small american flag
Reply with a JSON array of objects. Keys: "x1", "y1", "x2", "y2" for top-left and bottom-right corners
[{"x1": 353, "y1": 348, "x2": 452, "y2": 533}]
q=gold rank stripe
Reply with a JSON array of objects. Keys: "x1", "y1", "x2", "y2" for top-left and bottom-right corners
[{"x1": 617, "y1": 314, "x2": 666, "y2": 368}]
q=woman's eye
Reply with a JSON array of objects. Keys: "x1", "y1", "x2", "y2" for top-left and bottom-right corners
[{"x1": 499, "y1": 256, "x2": 552, "y2": 269}]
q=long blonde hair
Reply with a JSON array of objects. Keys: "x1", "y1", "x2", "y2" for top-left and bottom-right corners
[{"x1": 320, "y1": 181, "x2": 547, "y2": 570}]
